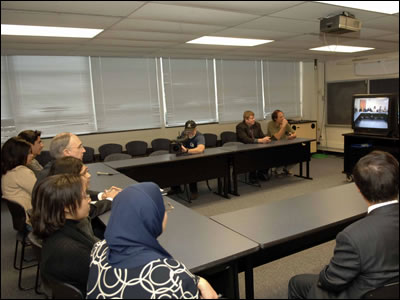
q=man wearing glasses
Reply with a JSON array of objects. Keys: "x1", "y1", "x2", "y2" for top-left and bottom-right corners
[
  {"x1": 34, "y1": 132, "x2": 120, "y2": 238},
  {"x1": 37, "y1": 132, "x2": 120, "y2": 200}
]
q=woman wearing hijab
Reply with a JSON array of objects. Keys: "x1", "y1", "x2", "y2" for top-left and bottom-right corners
[{"x1": 86, "y1": 182, "x2": 218, "y2": 299}]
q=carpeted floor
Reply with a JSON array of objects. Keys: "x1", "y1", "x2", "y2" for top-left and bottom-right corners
[{"x1": 1, "y1": 153, "x2": 350, "y2": 299}]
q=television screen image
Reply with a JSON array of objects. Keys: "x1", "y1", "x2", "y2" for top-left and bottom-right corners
[{"x1": 353, "y1": 97, "x2": 389, "y2": 129}]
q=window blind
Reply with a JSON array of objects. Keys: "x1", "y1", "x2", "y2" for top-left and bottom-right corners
[
  {"x1": 263, "y1": 61, "x2": 301, "y2": 119},
  {"x1": 3, "y1": 55, "x2": 96, "y2": 138},
  {"x1": 216, "y1": 59, "x2": 263, "y2": 123},
  {"x1": 90, "y1": 57, "x2": 161, "y2": 131},
  {"x1": 162, "y1": 58, "x2": 217, "y2": 127}
]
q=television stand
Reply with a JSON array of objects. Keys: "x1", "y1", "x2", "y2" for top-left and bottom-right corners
[{"x1": 343, "y1": 133, "x2": 399, "y2": 181}]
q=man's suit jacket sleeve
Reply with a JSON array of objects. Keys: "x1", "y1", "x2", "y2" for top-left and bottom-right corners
[
  {"x1": 236, "y1": 123, "x2": 255, "y2": 144},
  {"x1": 318, "y1": 231, "x2": 361, "y2": 292},
  {"x1": 89, "y1": 200, "x2": 112, "y2": 219}
]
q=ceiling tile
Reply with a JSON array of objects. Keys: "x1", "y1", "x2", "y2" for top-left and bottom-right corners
[
  {"x1": 374, "y1": 34, "x2": 399, "y2": 42},
  {"x1": 77, "y1": 45, "x2": 158, "y2": 53},
  {"x1": 98, "y1": 30, "x2": 196, "y2": 42},
  {"x1": 152, "y1": 1, "x2": 305, "y2": 15},
  {"x1": 1, "y1": 10, "x2": 120, "y2": 28},
  {"x1": 89, "y1": 39, "x2": 178, "y2": 48},
  {"x1": 212, "y1": 28, "x2": 296, "y2": 40},
  {"x1": 1, "y1": 1, "x2": 146, "y2": 17},
  {"x1": 270, "y1": 2, "x2": 384, "y2": 22},
  {"x1": 128, "y1": 3, "x2": 260, "y2": 26},
  {"x1": 111, "y1": 19, "x2": 226, "y2": 34},
  {"x1": 362, "y1": 15, "x2": 399, "y2": 32},
  {"x1": 1, "y1": 35, "x2": 88, "y2": 44},
  {"x1": 237, "y1": 16, "x2": 319, "y2": 34}
]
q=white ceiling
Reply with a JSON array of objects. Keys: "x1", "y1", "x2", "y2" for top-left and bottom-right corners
[{"x1": 1, "y1": 1, "x2": 399, "y2": 61}]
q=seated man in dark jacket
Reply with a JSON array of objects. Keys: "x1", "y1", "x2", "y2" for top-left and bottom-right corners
[
  {"x1": 236, "y1": 110, "x2": 271, "y2": 182},
  {"x1": 288, "y1": 151, "x2": 399, "y2": 299}
]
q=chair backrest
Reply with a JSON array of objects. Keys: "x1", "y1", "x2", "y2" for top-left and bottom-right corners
[
  {"x1": 220, "y1": 131, "x2": 237, "y2": 145},
  {"x1": 149, "y1": 150, "x2": 170, "y2": 156},
  {"x1": 104, "y1": 153, "x2": 132, "y2": 162},
  {"x1": 151, "y1": 138, "x2": 171, "y2": 151},
  {"x1": 48, "y1": 279, "x2": 84, "y2": 299},
  {"x1": 82, "y1": 146, "x2": 95, "y2": 164},
  {"x1": 98, "y1": 143, "x2": 123, "y2": 161},
  {"x1": 125, "y1": 141, "x2": 148, "y2": 157},
  {"x1": 35, "y1": 150, "x2": 53, "y2": 167},
  {"x1": 204, "y1": 133, "x2": 218, "y2": 148},
  {"x1": 222, "y1": 141, "x2": 243, "y2": 147},
  {"x1": 3, "y1": 197, "x2": 27, "y2": 233},
  {"x1": 362, "y1": 281, "x2": 399, "y2": 299},
  {"x1": 28, "y1": 232, "x2": 43, "y2": 260}
]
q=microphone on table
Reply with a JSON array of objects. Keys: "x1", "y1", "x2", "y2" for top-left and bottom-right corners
[{"x1": 96, "y1": 171, "x2": 115, "y2": 176}]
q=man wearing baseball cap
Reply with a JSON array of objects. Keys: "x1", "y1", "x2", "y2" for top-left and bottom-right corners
[{"x1": 179, "y1": 120, "x2": 205, "y2": 200}]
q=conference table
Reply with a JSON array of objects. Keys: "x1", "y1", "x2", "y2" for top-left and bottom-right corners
[
  {"x1": 211, "y1": 183, "x2": 368, "y2": 299},
  {"x1": 221, "y1": 138, "x2": 314, "y2": 196},
  {"x1": 87, "y1": 162, "x2": 259, "y2": 298},
  {"x1": 87, "y1": 162, "x2": 138, "y2": 192},
  {"x1": 87, "y1": 163, "x2": 368, "y2": 298},
  {"x1": 103, "y1": 138, "x2": 314, "y2": 200},
  {"x1": 104, "y1": 147, "x2": 232, "y2": 200}
]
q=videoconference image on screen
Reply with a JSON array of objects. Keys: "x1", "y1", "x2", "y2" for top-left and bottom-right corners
[{"x1": 353, "y1": 97, "x2": 389, "y2": 129}]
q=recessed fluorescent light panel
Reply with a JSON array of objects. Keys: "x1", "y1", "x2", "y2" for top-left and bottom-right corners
[
  {"x1": 1, "y1": 24, "x2": 103, "y2": 38},
  {"x1": 187, "y1": 36, "x2": 274, "y2": 47},
  {"x1": 317, "y1": 1, "x2": 399, "y2": 14},
  {"x1": 310, "y1": 45, "x2": 374, "y2": 53}
]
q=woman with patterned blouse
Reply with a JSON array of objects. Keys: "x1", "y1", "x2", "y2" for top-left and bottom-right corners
[{"x1": 86, "y1": 182, "x2": 218, "y2": 299}]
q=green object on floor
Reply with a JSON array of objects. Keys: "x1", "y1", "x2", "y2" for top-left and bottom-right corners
[{"x1": 312, "y1": 153, "x2": 329, "y2": 159}]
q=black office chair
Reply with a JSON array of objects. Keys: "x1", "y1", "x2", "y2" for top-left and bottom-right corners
[
  {"x1": 204, "y1": 133, "x2": 218, "y2": 148},
  {"x1": 98, "y1": 143, "x2": 123, "y2": 161},
  {"x1": 151, "y1": 138, "x2": 171, "y2": 152},
  {"x1": 3, "y1": 197, "x2": 38, "y2": 290},
  {"x1": 27, "y1": 232, "x2": 48, "y2": 295},
  {"x1": 104, "y1": 153, "x2": 132, "y2": 162},
  {"x1": 46, "y1": 278, "x2": 84, "y2": 299},
  {"x1": 220, "y1": 131, "x2": 237, "y2": 145},
  {"x1": 35, "y1": 150, "x2": 53, "y2": 167},
  {"x1": 202, "y1": 133, "x2": 219, "y2": 191},
  {"x1": 125, "y1": 141, "x2": 148, "y2": 157},
  {"x1": 28, "y1": 233, "x2": 87, "y2": 299},
  {"x1": 149, "y1": 150, "x2": 170, "y2": 156},
  {"x1": 362, "y1": 281, "x2": 399, "y2": 299},
  {"x1": 82, "y1": 146, "x2": 95, "y2": 163}
]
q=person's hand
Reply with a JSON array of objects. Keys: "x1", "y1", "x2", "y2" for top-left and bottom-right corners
[
  {"x1": 263, "y1": 136, "x2": 271, "y2": 143},
  {"x1": 181, "y1": 145, "x2": 189, "y2": 153},
  {"x1": 197, "y1": 277, "x2": 218, "y2": 299},
  {"x1": 103, "y1": 186, "x2": 122, "y2": 200},
  {"x1": 281, "y1": 118, "x2": 288, "y2": 128}
]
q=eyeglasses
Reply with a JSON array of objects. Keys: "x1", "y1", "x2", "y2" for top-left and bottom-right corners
[
  {"x1": 68, "y1": 144, "x2": 84, "y2": 150},
  {"x1": 165, "y1": 201, "x2": 174, "y2": 212}
]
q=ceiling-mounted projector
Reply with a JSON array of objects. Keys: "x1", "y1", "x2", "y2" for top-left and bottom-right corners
[{"x1": 320, "y1": 12, "x2": 361, "y2": 34}]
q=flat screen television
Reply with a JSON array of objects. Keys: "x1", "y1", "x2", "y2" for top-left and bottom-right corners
[{"x1": 352, "y1": 93, "x2": 398, "y2": 137}]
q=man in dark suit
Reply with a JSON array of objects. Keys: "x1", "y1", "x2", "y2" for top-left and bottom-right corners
[
  {"x1": 288, "y1": 150, "x2": 399, "y2": 299},
  {"x1": 236, "y1": 110, "x2": 271, "y2": 182}
]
